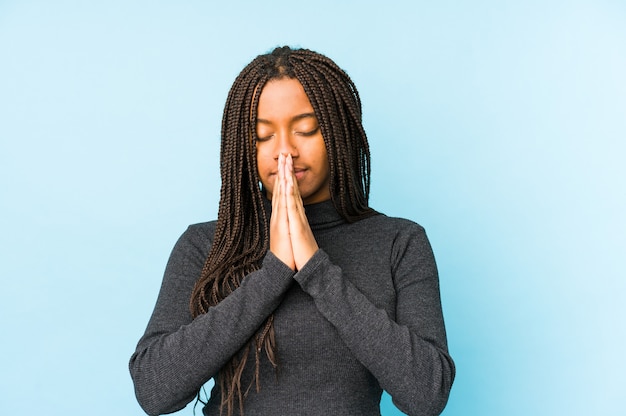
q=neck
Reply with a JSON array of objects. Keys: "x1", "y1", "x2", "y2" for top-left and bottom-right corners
[{"x1": 262, "y1": 197, "x2": 345, "y2": 230}]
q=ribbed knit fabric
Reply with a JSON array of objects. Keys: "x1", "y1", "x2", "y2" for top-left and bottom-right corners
[{"x1": 129, "y1": 200, "x2": 454, "y2": 416}]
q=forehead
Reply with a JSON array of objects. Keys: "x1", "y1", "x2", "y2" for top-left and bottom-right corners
[{"x1": 256, "y1": 78, "x2": 315, "y2": 119}]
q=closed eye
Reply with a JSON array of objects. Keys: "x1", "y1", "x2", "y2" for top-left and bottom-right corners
[
  {"x1": 256, "y1": 133, "x2": 274, "y2": 142},
  {"x1": 296, "y1": 127, "x2": 320, "y2": 137}
]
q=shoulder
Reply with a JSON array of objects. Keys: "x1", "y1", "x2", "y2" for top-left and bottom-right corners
[
  {"x1": 359, "y1": 210, "x2": 426, "y2": 236},
  {"x1": 358, "y1": 211, "x2": 434, "y2": 260},
  {"x1": 335, "y1": 210, "x2": 432, "y2": 249},
  {"x1": 169, "y1": 220, "x2": 217, "y2": 264},
  {"x1": 185, "y1": 220, "x2": 218, "y2": 240},
  {"x1": 363, "y1": 212, "x2": 438, "y2": 286}
]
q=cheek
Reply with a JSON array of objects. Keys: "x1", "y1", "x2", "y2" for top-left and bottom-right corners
[
  {"x1": 255, "y1": 146, "x2": 269, "y2": 170},
  {"x1": 256, "y1": 164, "x2": 274, "y2": 197},
  {"x1": 255, "y1": 147, "x2": 274, "y2": 183},
  {"x1": 317, "y1": 142, "x2": 330, "y2": 172}
]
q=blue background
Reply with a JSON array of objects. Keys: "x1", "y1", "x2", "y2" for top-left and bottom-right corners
[{"x1": 1, "y1": 1, "x2": 624, "y2": 415}]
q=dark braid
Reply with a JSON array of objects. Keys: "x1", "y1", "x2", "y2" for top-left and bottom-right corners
[{"x1": 189, "y1": 46, "x2": 375, "y2": 416}]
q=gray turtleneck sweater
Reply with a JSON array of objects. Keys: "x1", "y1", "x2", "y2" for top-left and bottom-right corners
[{"x1": 129, "y1": 201, "x2": 454, "y2": 415}]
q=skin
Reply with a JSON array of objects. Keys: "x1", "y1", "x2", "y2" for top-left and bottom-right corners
[{"x1": 255, "y1": 78, "x2": 330, "y2": 270}]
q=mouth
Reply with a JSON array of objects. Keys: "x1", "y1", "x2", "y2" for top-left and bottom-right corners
[
  {"x1": 267, "y1": 167, "x2": 307, "y2": 181},
  {"x1": 293, "y1": 167, "x2": 306, "y2": 180}
]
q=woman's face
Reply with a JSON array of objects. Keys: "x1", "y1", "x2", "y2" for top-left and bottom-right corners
[{"x1": 255, "y1": 77, "x2": 331, "y2": 205}]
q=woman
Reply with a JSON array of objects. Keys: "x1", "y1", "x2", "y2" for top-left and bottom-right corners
[{"x1": 130, "y1": 46, "x2": 455, "y2": 416}]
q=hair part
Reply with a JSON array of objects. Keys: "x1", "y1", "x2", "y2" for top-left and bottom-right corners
[{"x1": 189, "y1": 45, "x2": 375, "y2": 416}]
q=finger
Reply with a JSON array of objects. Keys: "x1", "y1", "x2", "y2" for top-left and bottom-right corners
[
  {"x1": 286, "y1": 153, "x2": 301, "y2": 200},
  {"x1": 284, "y1": 154, "x2": 318, "y2": 270},
  {"x1": 271, "y1": 153, "x2": 283, "y2": 214},
  {"x1": 269, "y1": 153, "x2": 295, "y2": 269},
  {"x1": 278, "y1": 153, "x2": 290, "y2": 223},
  {"x1": 285, "y1": 154, "x2": 300, "y2": 219},
  {"x1": 285, "y1": 154, "x2": 306, "y2": 222},
  {"x1": 285, "y1": 153, "x2": 294, "y2": 197},
  {"x1": 279, "y1": 153, "x2": 289, "y2": 219}
]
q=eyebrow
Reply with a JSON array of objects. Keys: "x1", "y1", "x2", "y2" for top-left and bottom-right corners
[{"x1": 256, "y1": 112, "x2": 317, "y2": 124}]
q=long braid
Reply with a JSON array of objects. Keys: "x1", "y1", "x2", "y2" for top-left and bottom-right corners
[
  {"x1": 189, "y1": 46, "x2": 376, "y2": 416},
  {"x1": 294, "y1": 51, "x2": 372, "y2": 220}
]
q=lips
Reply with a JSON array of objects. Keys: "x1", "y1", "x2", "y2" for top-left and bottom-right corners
[
  {"x1": 293, "y1": 167, "x2": 306, "y2": 180},
  {"x1": 268, "y1": 167, "x2": 307, "y2": 177},
  {"x1": 266, "y1": 169, "x2": 306, "y2": 185}
]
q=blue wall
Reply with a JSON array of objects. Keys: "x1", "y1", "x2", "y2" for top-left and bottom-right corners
[{"x1": 1, "y1": 1, "x2": 624, "y2": 414}]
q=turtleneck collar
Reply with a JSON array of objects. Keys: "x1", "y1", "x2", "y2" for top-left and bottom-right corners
[
  {"x1": 262, "y1": 197, "x2": 345, "y2": 230},
  {"x1": 304, "y1": 199, "x2": 345, "y2": 230}
]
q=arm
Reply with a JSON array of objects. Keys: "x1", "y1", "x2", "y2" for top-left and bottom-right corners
[
  {"x1": 129, "y1": 224, "x2": 295, "y2": 416},
  {"x1": 293, "y1": 226, "x2": 455, "y2": 416},
  {"x1": 279, "y1": 153, "x2": 453, "y2": 414}
]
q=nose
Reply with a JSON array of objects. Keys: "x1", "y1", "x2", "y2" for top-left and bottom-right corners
[{"x1": 273, "y1": 132, "x2": 299, "y2": 159}]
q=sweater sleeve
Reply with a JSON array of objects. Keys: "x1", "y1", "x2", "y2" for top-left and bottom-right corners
[
  {"x1": 129, "y1": 224, "x2": 295, "y2": 416},
  {"x1": 293, "y1": 225, "x2": 455, "y2": 416}
]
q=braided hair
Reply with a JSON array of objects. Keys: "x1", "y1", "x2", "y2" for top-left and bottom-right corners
[{"x1": 189, "y1": 46, "x2": 375, "y2": 415}]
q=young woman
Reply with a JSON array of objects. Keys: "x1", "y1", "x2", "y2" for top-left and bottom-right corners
[{"x1": 130, "y1": 46, "x2": 455, "y2": 416}]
